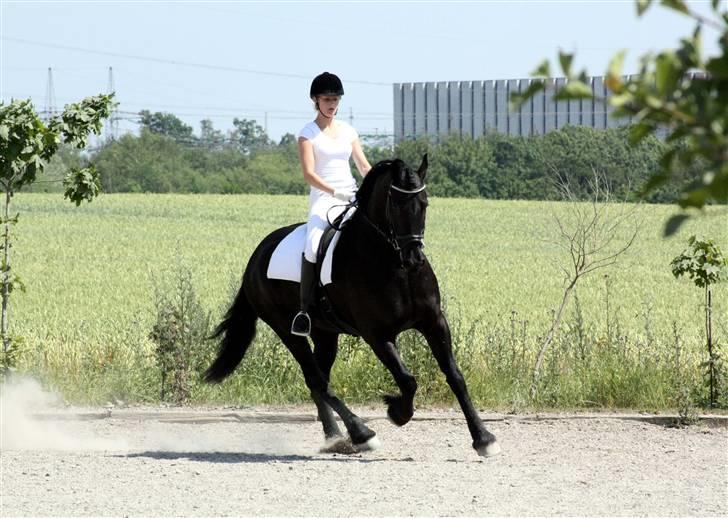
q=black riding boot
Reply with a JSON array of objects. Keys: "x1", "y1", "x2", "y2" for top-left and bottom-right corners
[{"x1": 291, "y1": 254, "x2": 317, "y2": 336}]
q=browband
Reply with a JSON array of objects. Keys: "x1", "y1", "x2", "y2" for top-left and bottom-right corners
[{"x1": 391, "y1": 184, "x2": 427, "y2": 194}]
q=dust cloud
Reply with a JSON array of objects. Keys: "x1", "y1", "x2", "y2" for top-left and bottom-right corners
[
  {"x1": 0, "y1": 377, "x2": 301, "y2": 455},
  {"x1": 0, "y1": 376, "x2": 126, "y2": 451}
]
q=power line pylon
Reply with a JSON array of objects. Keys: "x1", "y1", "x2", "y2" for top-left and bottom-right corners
[
  {"x1": 106, "y1": 66, "x2": 119, "y2": 142},
  {"x1": 43, "y1": 67, "x2": 56, "y2": 123}
]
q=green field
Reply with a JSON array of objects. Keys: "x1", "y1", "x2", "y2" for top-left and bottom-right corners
[{"x1": 9, "y1": 193, "x2": 728, "y2": 409}]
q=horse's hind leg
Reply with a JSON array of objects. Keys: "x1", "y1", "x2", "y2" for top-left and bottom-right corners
[
  {"x1": 366, "y1": 337, "x2": 417, "y2": 426},
  {"x1": 310, "y1": 330, "x2": 346, "y2": 447},
  {"x1": 277, "y1": 333, "x2": 379, "y2": 450}
]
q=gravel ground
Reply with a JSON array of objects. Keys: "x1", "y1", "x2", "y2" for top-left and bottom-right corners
[{"x1": 1, "y1": 406, "x2": 727, "y2": 517}]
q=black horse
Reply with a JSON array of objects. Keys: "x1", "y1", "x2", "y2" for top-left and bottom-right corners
[{"x1": 204, "y1": 155, "x2": 500, "y2": 457}]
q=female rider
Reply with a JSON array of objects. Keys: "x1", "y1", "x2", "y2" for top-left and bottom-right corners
[{"x1": 291, "y1": 72, "x2": 372, "y2": 336}]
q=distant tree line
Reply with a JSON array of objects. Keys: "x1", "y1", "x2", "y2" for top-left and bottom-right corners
[{"x1": 31, "y1": 111, "x2": 694, "y2": 202}]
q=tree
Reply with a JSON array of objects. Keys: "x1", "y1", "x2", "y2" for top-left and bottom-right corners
[
  {"x1": 671, "y1": 235, "x2": 727, "y2": 407},
  {"x1": 531, "y1": 171, "x2": 639, "y2": 399},
  {"x1": 138, "y1": 110, "x2": 194, "y2": 143},
  {"x1": 199, "y1": 119, "x2": 226, "y2": 151},
  {"x1": 0, "y1": 94, "x2": 115, "y2": 372},
  {"x1": 231, "y1": 117, "x2": 271, "y2": 154},
  {"x1": 512, "y1": 0, "x2": 728, "y2": 235},
  {"x1": 278, "y1": 132, "x2": 297, "y2": 147},
  {"x1": 94, "y1": 129, "x2": 196, "y2": 192}
]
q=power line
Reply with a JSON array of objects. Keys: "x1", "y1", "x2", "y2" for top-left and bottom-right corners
[
  {"x1": 32, "y1": 107, "x2": 393, "y2": 122},
  {"x1": 7, "y1": 91, "x2": 394, "y2": 119},
  {"x1": 3, "y1": 36, "x2": 391, "y2": 86}
]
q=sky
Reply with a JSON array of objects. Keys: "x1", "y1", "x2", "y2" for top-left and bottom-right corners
[{"x1": 1, "y1": 0, "x2": 724, "y2": 143}]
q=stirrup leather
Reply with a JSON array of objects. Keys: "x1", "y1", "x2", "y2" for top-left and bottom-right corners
[{"x1": 292, "y1": 254, "x2": 316, "y2": 337}]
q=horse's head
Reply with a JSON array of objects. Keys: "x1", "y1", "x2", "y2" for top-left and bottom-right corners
[{"x1": 356, "y1": 155, "x2": 429, "y2": 269}]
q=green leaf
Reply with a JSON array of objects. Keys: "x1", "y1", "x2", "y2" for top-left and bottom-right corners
[
  {"x1": 0, "y1": 125, "x2": 8, "y2": 141},
  {"x1": 629, "y1": 123, "x2": 654, "y2": 145},
  {"x1": 610, "y1": 92, "x2": 634, "y2": 108},
  {"x1": 658, "y1": 148, "x2": 678, "y2": 170},
  {"x1": 655, "y1": 52, "x2": 679, "y2": 95},
  {"x1": 678, "y1": 187, "x2": 709, "y2": 209},
  {"x1": 510, "y1": 81, "x2": 545, "y2": 110},
  {"x1": 559, "y1": 51, "x2": 574, "y2": 77},
  {"x1": 706, "y1": 54, "x2": 728, "y2": 79},
  {"x1": 63, "y1": 166, "x2": 102, "y2": 206},
  {"x1": 664, "y1": 214, "x2": 690, "y2": 237},
  {"x1": 704, "y1": 264, "x2": 719, "y2": 276},
  {"x1": 660, "y1": 0, "x2": 689, "y2": 15},
  {"x1": 637, "y1": 0, "x2": 653, "y2": 15},
  {"x1": 554, "y1": 80, "x2": 593, "y2": 101},
  {"x1": 645, "y1": 95, "x2": 664, "y2": 109},
  {"x1": 531, "y1": 60, "x2": 551, "y2": 78},
  {"x1": 606, "y1": 51, "x2": 627, "y2": 92},
  {"x1": 640, "y1": 171, "x2": 670, "y2": 197}
]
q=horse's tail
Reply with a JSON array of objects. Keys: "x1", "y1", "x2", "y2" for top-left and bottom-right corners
[{"x1": 204, "y1": 285, "x2": 257, "y2": 384}]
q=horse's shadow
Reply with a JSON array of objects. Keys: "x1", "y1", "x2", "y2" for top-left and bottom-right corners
[{"x1": 119, "y1": 451, "x2": 414, "y2": 464}]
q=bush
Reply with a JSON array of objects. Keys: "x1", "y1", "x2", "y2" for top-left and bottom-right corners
[
  {"x1": 149, "y1": 263, "x2": 213, "y2": 403},
  {"x1": 91, "y1": 125, "x2": 687, "y2": 203}
]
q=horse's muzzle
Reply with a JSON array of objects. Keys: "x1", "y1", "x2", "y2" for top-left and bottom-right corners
[{"x1": 403, "y1": 243, "x2": 426, "y2": 269}]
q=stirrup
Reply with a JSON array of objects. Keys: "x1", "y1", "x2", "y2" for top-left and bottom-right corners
[{"x1": 291, "y1": 311, "x2": 311, "y2": 337}]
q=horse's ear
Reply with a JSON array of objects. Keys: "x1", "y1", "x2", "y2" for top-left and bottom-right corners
[{"x1": 417, "y1": 153, "x2": 428, "y2": 181}]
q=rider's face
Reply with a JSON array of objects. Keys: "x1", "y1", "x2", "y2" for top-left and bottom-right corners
[{"x1": 316, "y1": 95, "x2": 340, "y2": 116}]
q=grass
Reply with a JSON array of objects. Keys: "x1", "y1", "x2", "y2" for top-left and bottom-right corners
[{"x1": 8, "y1": 193, "x2": 728, "y2": 409}]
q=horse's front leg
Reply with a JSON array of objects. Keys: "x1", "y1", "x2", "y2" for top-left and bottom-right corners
[
  {"x1": 366, "y1": 336, "x2": 417, "y2": 426},
  {"x1": 418, "y1": 313, "x2": 501, "y2": 457}
]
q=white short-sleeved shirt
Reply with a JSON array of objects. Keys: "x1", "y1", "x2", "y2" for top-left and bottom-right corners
[{"x1": 298, "y1": 120, "x2": 358, "y2": 191}]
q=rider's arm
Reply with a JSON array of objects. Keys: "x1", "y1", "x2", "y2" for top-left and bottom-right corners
[
  {"x1": 298, "y1": 137, "x2": 335, "y2": 194},
  {"x1": 351, "y1": 138, "x2": 371, "y2": 177}
]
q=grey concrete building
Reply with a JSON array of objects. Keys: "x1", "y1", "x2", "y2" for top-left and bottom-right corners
[{"x1": 393, "y1": 76, "x2": 637, "y2": 143}]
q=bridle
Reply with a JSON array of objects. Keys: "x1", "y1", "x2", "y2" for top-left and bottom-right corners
[
  {"x1": 355, "y1": 180, "x2": 428, "y2": 267},
  {"x1": 387, "y1": 182, "x2": 427, "y2": 246}
]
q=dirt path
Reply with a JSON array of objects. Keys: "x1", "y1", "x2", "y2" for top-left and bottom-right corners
[{"x1": 1, "y1": 407, "x2": 727, "y2": 517}]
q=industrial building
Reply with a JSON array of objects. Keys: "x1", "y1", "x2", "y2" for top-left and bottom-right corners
[{"x1": 392, "y1": 76, "x2": 636, "y2": 143}]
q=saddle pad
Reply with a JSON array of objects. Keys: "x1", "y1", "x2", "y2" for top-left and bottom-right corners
[{"x1": 266, "y1": 207, "x2": 355, "y2": 286}]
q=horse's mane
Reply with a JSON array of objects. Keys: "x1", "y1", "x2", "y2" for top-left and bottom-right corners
[
  {"x1": 355, "y1": 159, "x2": 399, "y2": 205},
  {"x1": 357, "y1": 158, "x2": 422, "y2": 206}
]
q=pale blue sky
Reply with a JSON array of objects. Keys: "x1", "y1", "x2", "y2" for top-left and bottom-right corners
[{"x1": 1, "y1": 0, "x2": 723, "y2": 142}]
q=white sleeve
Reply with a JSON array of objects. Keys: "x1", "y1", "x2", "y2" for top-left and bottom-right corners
[
  {"x1": 298, "y1": 124, "x2": 315, "y2": 140},
  {"x1": 349, "y1": 124, "x2": 359, "y2": 142}
]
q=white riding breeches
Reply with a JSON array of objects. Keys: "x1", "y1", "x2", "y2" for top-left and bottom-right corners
[{"x1": 304, "y1": 188, "x2": 352, "y2": 263}]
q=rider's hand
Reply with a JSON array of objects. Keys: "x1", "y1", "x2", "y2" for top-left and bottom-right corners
[{"x1": 332, "y1": 188, "x2": 356, "y2": 202}]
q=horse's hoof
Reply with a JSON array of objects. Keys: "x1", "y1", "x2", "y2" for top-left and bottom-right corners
[
  {"x1": 386, "y1": 407, "x2": 412, "y2": 427},
  {"x1": 319, "y1": 436, "x2": 358, "y2": 454},
  {"x1": 383, "y1": 394, "x2": 413, "y2": 426},
  {"x1": 354, "y1": 435, "x2": 381, "y2": 452},
  {"x1": 475, "y1": 440, "x2": 501, "y2": 457}
]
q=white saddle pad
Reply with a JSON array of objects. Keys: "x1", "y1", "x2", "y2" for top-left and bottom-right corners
[{"x1": 266, "y1": 207, "x2": 355, "y2": 286}]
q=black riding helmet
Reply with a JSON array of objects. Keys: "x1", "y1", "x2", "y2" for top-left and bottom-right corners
[{"x1": 310, "y1": 72, "x2": 344, "y2": 98}]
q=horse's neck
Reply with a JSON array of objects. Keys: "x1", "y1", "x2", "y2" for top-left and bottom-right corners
[{"x1": 347, "y1": 207, "x2": 394, "y2": 261}]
